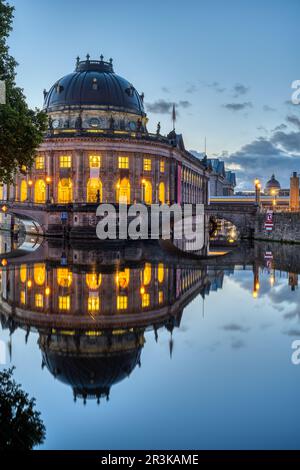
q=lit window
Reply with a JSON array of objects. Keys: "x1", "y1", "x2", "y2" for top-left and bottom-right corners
[
  {"x1": 87, "y1": 178, "x2": 102, "y2": 203},
  {"x1": 117, "y1": 295, "x2": 128, "y2": 310},
  {"x1": 20, "y1": 265, "x2": 27, "y2": 283},
  {"x1": 60, "y1": 155, "x2": 72, "y2": 168},
  {"x1": 160, "y1": 161, "x2": 165, "y2": 173},
  {"x1": 20, "y1": 291, "x2": 26, "y2": 305},
  {"x1": 116, "y1": 269, "x2": 130, "y2": 289},
  {"x1": 142, "y1": 293, "x2": 150, "y2": 308},
  {"x1": 21, "y1": 165, "x2": 27, "y2": 173},
  {"x1": 159, "y1": 291, "x2": 164, "y2": 304},
  {"x1": 34, "y1": 180, "x2": 46, "y2": 204},
  {"x1": 159, "y1": 182, "x2": 165, "y2": 204},
  {"x1": 35, "y1": 156, "x2": 45, "y2": 170},
  {"x1": 35, "y1": 294, "x2": 44, "y2": 308},
  {"x1": 20, "y1": 180, "x2": 27, "y2": 202},
  {"x1": 57, "y1": 269, "x2": 73, "y2": 288},
  {"x1": 89, "y1": 155, "x2": 101, "y2": 168},
  {"x1": 58, "y1": 178, "x2": 73, "y2": 203},
  {"x1": 119, "y1": 156, "x2": 129, "y2": 169},
  {"x1": 144, "y1": 159, "x2": 151, "y2": 171},
  {"x1": 88, "y1": 296, "x2": 100, "y2": 312},
  {"x1": 143, "y1": 263, "x2": 152, "y2": 285},
  {"x1": 34, "y1": 264, "x2": 46, "y2": 286},
  {"x1": 86, "y1": 273, "x2": 102, "y2": 290},
  {"x1": 158, "y1": 263, "x2": 164, "y2": 283},
  {"x1": 59, "y1": 296, "x2": 70, "y2": 311}
]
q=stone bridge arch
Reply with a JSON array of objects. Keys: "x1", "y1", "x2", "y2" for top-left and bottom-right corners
[{"x1": 207, "y1": 203, "x2": 258, "y2": 239}]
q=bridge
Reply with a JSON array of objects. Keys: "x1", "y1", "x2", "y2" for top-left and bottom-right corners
[
  {"x1": 1, "y1": 198, "x2": 260, "y2": 240},
  {"x1": 208, "y1": 198, "x2": 259, "y2": 238}
]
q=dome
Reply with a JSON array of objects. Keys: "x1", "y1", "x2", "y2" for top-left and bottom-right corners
[
  {"x1": 42, "y1": 348, "x2": 142, "y2": 402},
  {"x1": 43, "y1": 56, "x2": 145, "y2": 116},
  {"x1": 265, "y1": 174, "x2": 281, "y2": 191}
]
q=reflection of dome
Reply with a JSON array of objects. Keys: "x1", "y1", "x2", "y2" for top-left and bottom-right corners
[
  {"x1": 44, "y1": 57, "x2": 145, "y2": 116},
  {"x1": 40, "y1": 332, "x2": 143, "y2": 403},
  {"x1": 265, "y1": 174, "x2": 281, "y2": 194}
]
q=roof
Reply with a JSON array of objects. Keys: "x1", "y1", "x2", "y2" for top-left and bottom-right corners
[{"x1": 43, "y1": 57, "x2": 145, "y2": 116}]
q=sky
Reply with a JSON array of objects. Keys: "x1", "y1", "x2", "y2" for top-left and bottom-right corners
[{"x1": 7, "y1": 0, "x2": 300, "y2": 189}]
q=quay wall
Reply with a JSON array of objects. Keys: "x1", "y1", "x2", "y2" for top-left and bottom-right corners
[{"x1": 254, "y1": 212, "x2": 300, "y2": 244}]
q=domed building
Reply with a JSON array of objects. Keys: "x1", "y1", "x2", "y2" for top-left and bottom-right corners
[
  {"x1": 264, "y1": 174, "x2": 281, "y2": 196},
  {"x1": 3, "y1": 55, "x2": 209, "y2": 238}
]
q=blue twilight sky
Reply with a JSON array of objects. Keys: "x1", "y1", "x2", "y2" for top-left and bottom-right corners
[{"x1": 7, "y1": 0, "x2": 300, "y2": 189}]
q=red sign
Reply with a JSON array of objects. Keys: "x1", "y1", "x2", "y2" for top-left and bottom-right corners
[{"x1": 265, "y1": 210, "x2": 274, "y2": 231}]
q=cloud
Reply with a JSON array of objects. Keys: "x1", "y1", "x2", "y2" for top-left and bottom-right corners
[
  {"x1": 222, "y1": 323, "x2": 250, "y2": 333},
  {"x1": 161, "y1": 86, "x2": 170, "y2": 93},
  {"x1": 231, "y1": 339, "x2": 245, "y2": 349},
  {"x1": 202, "y1": 81, "x2": 226, "y2": 93},
  {"x1": 263, "y1": 105, "x2": 276, "y2": 112},
  {"x1": 271, "y1": 130, "x2": 300, "y2": 153},
  {"x1": 146, "y1": 99, "x2": 191, "y2": 114},
  {"x1": 286, "y1": 115, "x2": 300, "y2": 130},
  {"x1": 272, "y1": 123, "x2": 287, "y2": 132},
  {"x1": 186, "y1": 84, "x2": 197, "y2": 94},
  {"x1": 233, "y1": 83, "x2": 249, "y2": 97},
  {"x1": 223, "y1": 101, "x2": 253, "y2": 112}
]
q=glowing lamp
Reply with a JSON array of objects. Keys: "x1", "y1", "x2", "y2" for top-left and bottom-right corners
[
  {"x1": 140, "y1": 286, "x2": 145, "y2": 295},
  {"x1": 1, "y1": 259, "x2": 8, "y2": 267},
  {"x1": 45, "y1": 287, "x2": 51, "y2": 296},
  {"x1": 27, "y1": 280, "x2": 32, "y2": 288},
  {"x1": 28, "y1": 180, "x2": 33, "y2": 187},
  {"x1": 46, "y1": 176, "x2": 52, "y2": 184}
]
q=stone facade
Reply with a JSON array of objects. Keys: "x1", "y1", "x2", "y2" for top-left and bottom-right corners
[{"x1": 255, "y1": 212, "x2": 300, "y2": 243}]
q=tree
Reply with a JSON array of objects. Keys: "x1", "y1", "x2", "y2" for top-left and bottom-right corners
[
  {"x1": 0, "y1": 0, "x2": 47, "y2": 183},
  {"x1": 0, "y1": 368, "x2": 46, "y2": 450}
]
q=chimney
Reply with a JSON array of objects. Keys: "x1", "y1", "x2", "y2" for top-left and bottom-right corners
[{"x1": 290, "y1": 172, "x2": 299, "y2": 211}]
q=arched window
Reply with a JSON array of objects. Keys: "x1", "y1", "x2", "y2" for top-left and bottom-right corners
[
  {"x1": 116, "y1": 269, "x2": 130, "y2": 289},
  {"x1": 159, "y1": 182, "x2": 165, "y2": 204},
  {"x1": 143, "y1": 263, "x2": 152, "y2": 286},
  {"x1": 87, "y1": 178, "x2": 102, "y2": 203},
  {"x1": 34, "y1": 263, "x2": 46, "y2": 286},
  {"x1": 143, "y1": 180, "x2": 152, "y2": 204},
  {"x1": 57, "y1": 268, "x2": 73, "y2": 288},
  {"x1": 20, "y1": 181, "x2": 27, "y2": 202},
  {"x1": 117, "y1": 178, "x2": 130, "y2": 204},
  {"x1": 34, "y1": 179, "x2": 46, "y2": 204},
  {"x1": 20, "y1": 265, "x2": 27, "y2": 283},
  {"x1": 0, "y1": 185, "x2": 3, "y2": 201},
  {"x1": 86, "y1": 273, "x2": 102, "y2": 290},
  {"x1": 158, "y1": 263, "x2": 164, "y2": 283},
  {"x1": 58, "y1": 178, "x2": 73, "y2": 203}
]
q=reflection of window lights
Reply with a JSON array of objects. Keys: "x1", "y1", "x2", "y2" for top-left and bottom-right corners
[
  {"x1": 20, "y1": 265, "x2": 27, "y2": 283},
  {"x1": 57, "y1": 269, "x2": 72, "y2": 288},
  {"x1": 159, "y1": 291, "x2": 164, "y2": 304},
  {"x1": 35, "y1": 294, "x2": 44, "y2": 308},
  {"x1": 88, "y1": 296, "x2": 100, "y2": 312},
  {"x1": 117, "y1": 295, "x2": 128, "y2": 310},
  {"x1": 59, "y1": 296, "x2": 70, "y2": 311},
  {"x1": 142, "y1": 293, "x2": 150, "y2": 308},
  {"x1": 143, "y1": 263, "x2": 152, "y2": 285},
  {"x1": 20, "y1": 291, "x2": 26, "y2": 305}
]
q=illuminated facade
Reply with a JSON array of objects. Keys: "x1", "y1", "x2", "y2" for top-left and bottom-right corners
[{"x1": 2, "y1": 56, "x2": 209, "y2": 238}]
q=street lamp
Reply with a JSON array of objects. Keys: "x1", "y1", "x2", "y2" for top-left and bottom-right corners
[
  {"x1": 254, "y1": 179, "x2": 261, "y2": 206},
  {"x1": 28, "y1": 179, "x2": 33, "y2": 203}
]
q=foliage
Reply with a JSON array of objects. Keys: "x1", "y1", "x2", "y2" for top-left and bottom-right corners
[
  {"x1": 0, "y1": 0, "x2": 47, "y2": 183},
  {"x1": 0, "y1": 368, "x2": 45, "y2": 450}
]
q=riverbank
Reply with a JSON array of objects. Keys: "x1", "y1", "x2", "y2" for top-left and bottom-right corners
[{"x1": 254, "y1": 212, "x2": 300, "y2": 244}]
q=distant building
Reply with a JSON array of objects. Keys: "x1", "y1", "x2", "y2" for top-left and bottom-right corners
[
  {"x1": 206, "y1": 158, "x2": 236, "y2": 196},
  {"x1": 264, "y1": 174, "x2": 281, "y2": 195}
]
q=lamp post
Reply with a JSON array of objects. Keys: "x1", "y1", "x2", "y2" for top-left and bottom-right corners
[
  {"x1": 254, "y1": 179, "x2": 261, "y2": 207},
  {"x1": 28, "y1": 179, "x2": 33, "y2": 203},
  {"x1": 271, "y1": 189, "x2": 277, "y2": 211}
]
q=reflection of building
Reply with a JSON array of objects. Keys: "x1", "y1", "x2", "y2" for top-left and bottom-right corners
[
  {"x1": 206, "y1": 158, "x2": 236, "y2": 196},
  {"x1": 0, "y1": 252, "x2": 210, "y2": 402},
  {"x1": 1, "y1": 56, "x2": 209, "y2": 237}
]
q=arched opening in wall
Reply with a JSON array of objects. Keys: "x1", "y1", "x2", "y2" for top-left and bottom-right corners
[
  {"x1": 0, "y1": 184, "x2": 3, "y2": 201},
  {"x1": 20, "y1": 180, "x2": 28, "y2": 202},
  {"x1": 87, "y1": 178, "x2": 102, "y2": 203},
  {"x1": 58, "y1": 178, "x2": 73, "y2": 204},
  {"x1": 34, "y1": 179, "x2": 46, "y2": 204},
  {"x1": 117, "y1": 178, "x2": 130, "y2": 204},
  {"x1": 34, "y1": 263, "x2": 46, "y2": 286},
  {"x1": 143, "y1": 180, "x2": 152, "y2": 204},
  {"x1": 159, "y1": 182, "x2": 165, "y2": 204},
  {"x1": 209, "y1": 216, "x2": 239, "y2": 245}
]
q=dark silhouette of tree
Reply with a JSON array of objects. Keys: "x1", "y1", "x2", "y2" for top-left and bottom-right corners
[
  {"x1": 0, "y1": 0, "x2": 47, "y2": 183},
  {"x1": 0, "y1": 368, "x2": 45, "y2": 450}
]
